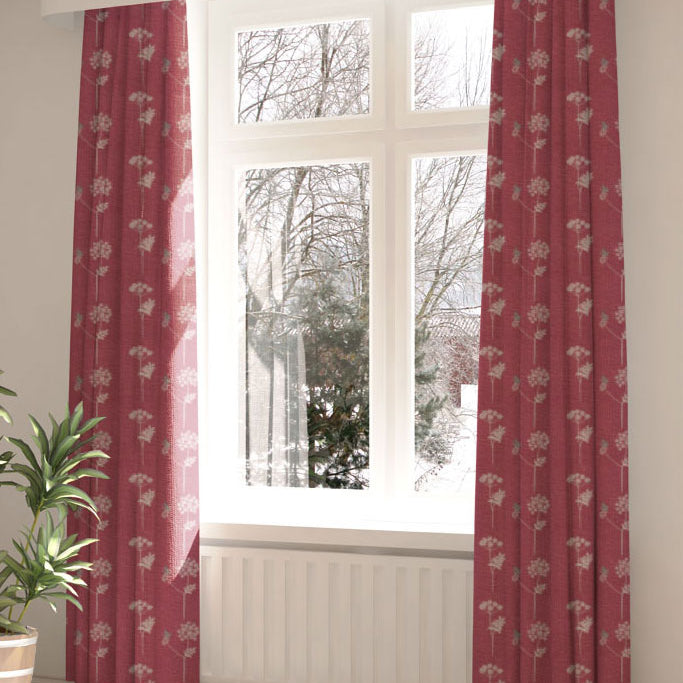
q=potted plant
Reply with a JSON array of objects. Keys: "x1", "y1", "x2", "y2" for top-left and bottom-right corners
[{"x1": 0, "y1": 370, "x2": 107, "y2": 681}]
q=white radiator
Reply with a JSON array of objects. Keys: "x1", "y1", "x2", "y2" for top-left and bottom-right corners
[{"x1": 200, "y1": 543, "x2": 474, "y2": 683}]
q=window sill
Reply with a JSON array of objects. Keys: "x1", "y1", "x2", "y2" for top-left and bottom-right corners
[{"x1": 200, "y1": 521, "x2": 474, "y2": 558}]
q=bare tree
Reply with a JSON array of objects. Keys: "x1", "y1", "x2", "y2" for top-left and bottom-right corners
[{"x1": 236, "y1": 16, "x2": 489, "y2": 490}]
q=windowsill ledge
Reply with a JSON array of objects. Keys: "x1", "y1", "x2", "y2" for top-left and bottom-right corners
[{"x1": 200, "y1": 521, "x2": 474, "y2": 558}]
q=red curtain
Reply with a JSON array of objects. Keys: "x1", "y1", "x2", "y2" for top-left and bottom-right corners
[
  {"x1": 67, "y1": 3, "x2": 199, "y2": 682},
  {"x1": 474, "y1": 1, "x2": 629, "y2": 682}
]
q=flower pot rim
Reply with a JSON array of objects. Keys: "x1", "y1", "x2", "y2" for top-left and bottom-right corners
[{"x1": 0, "y1": 626, "x2": 38, "y2": 641}]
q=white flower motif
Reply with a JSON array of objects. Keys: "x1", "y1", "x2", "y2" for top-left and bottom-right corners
[
  {"x1": 129, "y1": 473, "x2": 153, "y2": 486},
  {"x1": 89, "y1": 303, "x2": 112, "y2": 324},
  {"x1": 528, "y1": 49, "x2": 550, "y2": 69},
  {"x1": 529, "y1": 113, "x2": 550, "y2": 133},
  {"x1": 179, "y1": 558, "x2": 200, "y2": 578},
  {"x1": 129, "y1": 27, "x2": 153, "y2": 40},
  {"x1": 528, "y1": 621, "x2": 550, "y2": 642},
  {"x1": 528, "y1": 240, "x2": 550, "y2": 260},
  {"x1": 479, "y1": 600, "x2": 503, "y2": 614},
  {"x1": 178, "y1": 431, "x2": 199, "y2": 451},
  {"x1": 129, "y1": 282, "x2": 153, "y2": 296},
  {"x1": 177, "y1": 113, "x2": 192, "y2": 133},
  {"x1": 139, "y1": 299, "x2": 156, "y2": 316},
  {"x1": 139, "y1": 171, "x2": 156, "y2": 189},
  {"x1": 615, "y1": 622, "x2": 630, "y2": 642},
  {"x1": 90, "y1": 113, "x2": 112, "y2": 133},
  {"x1": 90, "y1": 367, "x2": 112, "y2": 388},
  {"x1": 177, "y1": 622, "x2": 200, "y2": 641},
  {"x1": 89, "y1": 50, "x2": 112, "y2": 69},
  {"x1": 92, "y1": 558, "x2": 112, "y2": 578},
  {"x1": 527, "y1": 303, "x2": 550, "y2": 324},
  {"x1": 528, "y1": 367, "x2": 550, "y2": 387},
  {"x1": 93, "y1": 494, "x2": 112, "y2": 515},
  {"x1": 129, "y1": 409, "x2": 153, "y2": 423},
  {"x1": 139, "y1": 362, "x2": 155, "y2": 380},
  {"x1": 615, "y1": 494, "x2": 629, "y2": 515},
  {"x1": 129, "y1": 155, "x2": 153, "y2": 169},
  {"x1": 139, "y1": 553, "x2": 155, "y2": 570},
  {"x1": 528, "y1": 494, "x2": 550, "y2": 515},
  {"x1": 178, "y1": 304, "x2": 197, "y2": 324},
  {"x1": 129, "y1": 91, "x2": 153, "y2": 104},
  {"x1": 528, "y1": 558, "x2": 550, "y2": 578},
  {"x1": 479, "y1": 663, "x2": 503, "y2": 676},
  {"x1": 178, "y1": 495, "x2": 199, "y2": 515},
  {"x1": 129, "y1": 345, "x2": 153, "y2": 360},
  {"x1": 139, "y1": 45, "x2": 156, "y2": 61},
  {"x1": 128, "y1": 537, "x2": 153, "y2": 551},
  {"x1": 139, "y1": 616, "x2": 156, "y2": 635},
  {"x1": 139, "y1": 108, "x2": 156, "y2": 125},
  {"x1": 177, "y1": 367, "x2": 198, "y2": 387},
  {"x1": 91, "y1": 176, "x2": 112, "y2": 197},
  {"x1": 479, "y1": 473, "x2": 503, "y2": 487},
  {"x1": 129, "y1": 663, "x2": 153, "y2": 675},
  {"x1": 90, "y1": 622, "x2": 112, "y2": 641},
  {"x1": 90, "y1": 241, "x2": 112, "y2": 260},
  {"x1": 528, "y1": 431, "x2": 549, "y2": 450}
]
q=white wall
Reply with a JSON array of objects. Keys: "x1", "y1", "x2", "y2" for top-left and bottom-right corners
[
  {"x1": 0, "y1": 0, "x2": 681, "y2": 681},
  {"x1": 0, "y1": 0, "x2": 81, "y2": 677}
]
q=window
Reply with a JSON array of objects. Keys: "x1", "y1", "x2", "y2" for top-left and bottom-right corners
[{"x1": 202, "y1": 0, "x2": 492, "y2": 533}]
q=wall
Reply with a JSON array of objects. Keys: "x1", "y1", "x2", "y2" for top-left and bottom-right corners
[
  {"x1": 616, "y1": 1, "x2": 683, "y2": 679},
  {"x1": 0, "y1": 0, "x2": 81, "y2": 678},
  {"x1": 0, "y1": 0, "x2": 681, "y2": 681}
]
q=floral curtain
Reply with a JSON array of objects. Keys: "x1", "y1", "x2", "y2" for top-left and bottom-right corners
[
  {"x1": 473, "y1": 1, "x2": 629, "y2": 682},
  {"x1": 67, "y1": 2, "x2": 199, "y2": 681}
]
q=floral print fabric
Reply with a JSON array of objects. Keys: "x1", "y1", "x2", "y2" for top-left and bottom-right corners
[
  {"x1": 473, "y1": 1, "x2": 629, "y2": 681},
  {"x1": 68, "y1": 3, "x2": 199, "y2": 682}
]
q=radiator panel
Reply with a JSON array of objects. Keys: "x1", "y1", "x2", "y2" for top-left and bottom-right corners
[{"x1": 200, "y1": 545, "x2": 473, "y2": 683}]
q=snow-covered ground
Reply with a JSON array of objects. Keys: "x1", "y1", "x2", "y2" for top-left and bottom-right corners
[{"x1": 416, "y1": 384, "x2": 478, "y2": 495}]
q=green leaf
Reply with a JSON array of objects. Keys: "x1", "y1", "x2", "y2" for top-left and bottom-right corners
[
  {"x1": 58, "y1": 450, "x2": 109, "y2": 476},
  {"x1": 63, "y1": 561, "x2": 93, "y2": 572},
  {"x1": 41, "y1": 591, "x2": 83, "y2": 610},
  {"x1": 0, "y1": 385, "x2": 18, "y2": 398},
  {"x1": 10, "y1": 462, "x2": 42, "y2": 488},
  {"x1": 48, "y1": 414, "x2": 60, "y2": 451},
  {"x1": 3, "y1": 555, "x2": 27, "y2": 582},
  {"x1": 0, "y1": 407, "x2": 12, "y2": 425},
  {"x1": 0, "y1": 595, "x2": 18, "y2": 609},
  {"x1": 80, "y1": 416, "x2": 105, "y2": 434},
  {"x1": 7, "y1": 437, "x2": 41, "y2": 474},
  {"x1": 54, "y1": 538, "x2": 96, "y2": 562},
  {"x1": 29, "y1": 416, "x2": 50, "y2": 460},
  {"x1": 0, "y1": 614, "x2": 28, "y2": 635},
  {"x1": 0, "y1": 565, "x2": 14, "y2": 590},
  {"x1": 47, "y1": 533, "x2": 61, "y2": 558},
  {"x1": 51, "y1": 435, "x2": 80, "y2": 470},
  {"x1": 55, "y1": 415, "x2": 70, "y2": 453},
  {"x1": 69, "y1": 403, "x2": 84, "y2": 435},
  {"x1": 46, "y1": 484, "x2": 98, "y2": 511},
  {"x1": 64, "y1": 468, "x2": 109, "y2": 482}
]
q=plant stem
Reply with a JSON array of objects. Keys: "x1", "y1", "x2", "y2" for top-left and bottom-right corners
[
  {"x1": 6, "y1": 509, "x2": 41, "y2": 623},
  {"x1": 16, "y1": 602, "x2": 29, "y2": 626}
]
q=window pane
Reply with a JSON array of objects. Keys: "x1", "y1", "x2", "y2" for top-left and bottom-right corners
[
  {"x1": 237, "y1": 19, "x2": 371, "y2": 123},
  {"x1": 412, "y1": 5, "x2": 494, "y2": 110},
  {"x1": 239, "y1": 163, "x2": 370, "y2": 489},
  {"x1": 413, "y1": 155, "x2": 486, "y2": 493}
]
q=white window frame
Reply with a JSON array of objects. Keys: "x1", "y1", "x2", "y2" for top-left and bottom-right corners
[{"x1": 200, "y1": 0, "x2": 491, "y2": 538}]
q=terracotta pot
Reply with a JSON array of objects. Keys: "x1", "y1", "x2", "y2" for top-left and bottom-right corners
[{"x1": 0, "y1": 628, "x2": 37, "y2": 682}]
